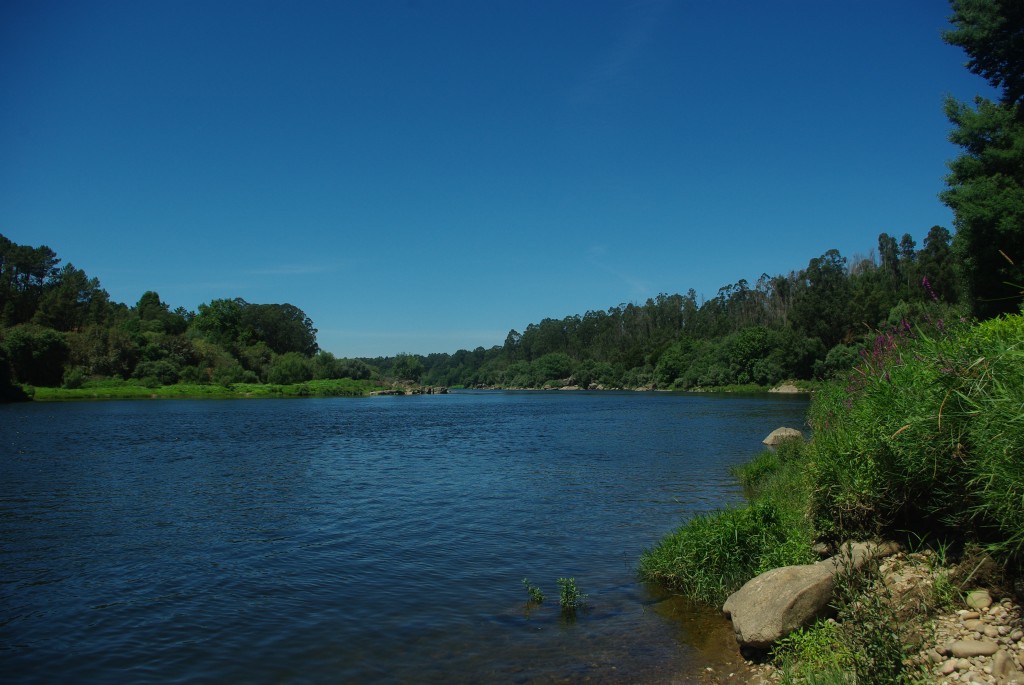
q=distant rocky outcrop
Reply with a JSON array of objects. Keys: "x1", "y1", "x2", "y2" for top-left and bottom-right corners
[
  {"x1": 370, "y1": 386, "x2": 448, "y2": 396},
  {"x1": 769, "y1": 383, "x2": 805, "y2": 394}
]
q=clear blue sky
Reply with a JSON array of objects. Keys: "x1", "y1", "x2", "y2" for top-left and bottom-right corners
[{"x1": 0, "y1": 1, "x2": 993, "y2": 358}]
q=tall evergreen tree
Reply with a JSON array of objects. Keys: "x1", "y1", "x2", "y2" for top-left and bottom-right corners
[{"x1": 942, "y1": 0, "x2": 1024, "y2": 317}]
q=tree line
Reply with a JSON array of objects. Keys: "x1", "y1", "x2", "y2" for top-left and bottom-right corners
[{"x1": 370, "y1": 228, "x2": 966, "y2": 389}]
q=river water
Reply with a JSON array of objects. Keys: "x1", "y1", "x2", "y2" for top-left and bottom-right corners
[{"x1": 0, "y1": 390, "x2": 808, "y2": 684}]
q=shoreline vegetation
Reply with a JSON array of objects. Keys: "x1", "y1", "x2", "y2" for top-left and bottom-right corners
[
  {"x1": 640, "y1": 313, "x2": 1024, "y2": 684},
  {"x1": 16, "y1": 379, "x2": 816, "y2": 402}
]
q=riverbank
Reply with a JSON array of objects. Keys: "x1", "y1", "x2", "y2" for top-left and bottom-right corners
[
  {"x1": 22, "y1": 377, "x2": 387, "y2": 400},
  {"x1": 641, "y1": 314, "x2": 1024, "y2": 683},
  {"x1": 13, "y1": 378, "x2": 814, "y2": 402}
]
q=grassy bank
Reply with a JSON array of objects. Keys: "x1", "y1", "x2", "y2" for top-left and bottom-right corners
[
  {"x1": 25, "y1": 377, "x2": 388, "y2": 400},
  {"x1": 638, "y1": 314, "x2": 1024, "y2": 682}
]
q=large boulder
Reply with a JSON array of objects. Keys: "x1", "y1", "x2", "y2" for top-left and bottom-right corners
[
  {"x1": 722, "y1": 542, "x2": 898, "y2": 649},
  {"x1": 722, "y1": 564, "x2": 835, "y2": 649},
  {"x1": 762, "y1": 427, "x2": 804, "y2": 445}
]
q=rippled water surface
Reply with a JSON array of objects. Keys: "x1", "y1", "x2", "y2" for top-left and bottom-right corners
[{"x1": 1, "y1": 391, "x2": 808, "y2": 684}]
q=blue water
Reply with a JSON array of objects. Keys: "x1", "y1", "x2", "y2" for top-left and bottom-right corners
[{"x1": 0, "y1": 391, "x2": 808, "y2": 684}]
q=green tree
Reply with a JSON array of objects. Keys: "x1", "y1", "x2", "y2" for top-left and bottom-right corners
[
  {"x1": 532, "y1": 352, "x2": 573, "y2": 384},
  {"x1": 941, "y1": 97, "x2": 1024, "y2": 316},
  {"x1": 944, "y1": 0, "x2": 1024, "y2": 109},
  {"x1": 191, "y1": 298, "x2": 246, "y2": 347},
  {"x1": 239, "y1": 303, "x2": 318, "y2": 356},
  {"x1": 2, "y1": 324, "x2": 69, "y2": 386},
  {"x1": 0, "y1": 235, "x2": 60, "y2": 325},
  {"x1": 942, "y1": 0, "x2": 1024, "y2": 317},
  {"x1": 67, "y1": 324, "x2": 139, "y2": 378},
  {"x1": 391, "y1": 354, "x2": 424, "y2": 382},
  {"x1": 266, "y1": 352, "x2": 314, "y2": 384},
  {"x1": 134, "y1": 291, "x2": 188, "y2": 334},
  {"x1": 791, "y1": 250, "x2": 852, "y2": 350},
  {"x1": 917, "y1": 225, "x2": 960, "y2": 303},
  {"x1": 33, "y1": 264, "x2": 110, "y2": 331}
]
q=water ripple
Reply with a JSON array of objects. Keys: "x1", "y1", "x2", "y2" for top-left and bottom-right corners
[{"x1": 0, "y1": 392, "x2": 808, "y2": 684}]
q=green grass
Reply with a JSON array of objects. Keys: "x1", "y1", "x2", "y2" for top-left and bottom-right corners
[
  {"x1": 639, "y1": 316, "x2": 1024, "y2": 680},
  {"x1": 773, "y1": 619, "x2": 855, "y2": 684},
  {"x1": 27, "y1": 377, "x2": 388, "y2": 400},
  {"x1": 639, "y1": 435, "x2": 816, "y2": 606},
  {"x1": 638, "y1": 499, "x2": 815, "y2": 606},
  {"x1": 807, "y1": 314, "x2": 1024, "y2": 560}
]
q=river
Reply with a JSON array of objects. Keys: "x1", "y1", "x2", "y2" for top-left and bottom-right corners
[{"x1": 0, "y1": 390, "x2": 808, "y2": 684}]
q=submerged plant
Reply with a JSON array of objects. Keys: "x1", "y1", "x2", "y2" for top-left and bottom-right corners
[
  {"x1": 522, "y1": 578, "x2": 544, "y2": 604},
  {"x1": 557, "y1": 577, "x2": 586, "y2": 616}
]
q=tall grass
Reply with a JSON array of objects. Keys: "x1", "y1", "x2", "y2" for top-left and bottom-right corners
[
  {"x1": 639, "y1": 315, "x2": 1024, "y2": 680},
  {"x1": 638, "y1": 431, "x2": 815, "y2": 606},
  {"x1": 808, "y1": 314, "x2": 1024, "y2": 562}
]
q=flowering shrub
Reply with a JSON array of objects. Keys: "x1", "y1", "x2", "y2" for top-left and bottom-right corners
[{"x1": 808, "y1": 314, "x2": 1024, "y2": 559}]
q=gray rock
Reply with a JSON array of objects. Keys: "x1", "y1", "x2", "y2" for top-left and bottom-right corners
[
  {"x1": 816, "y1": 541, "x2": 900, "y2": 575},
  {"x1": 948, "y1": 640, "x2": 1000, "y2": 657},
  {"x1": 722, "y1": 564, "x2": 835, "y2": 649},
  {"x1": 762, "y1": 427, "x2": 804, "y2": 445},
  {"x1": 964, "y1": 619, "x2": 985, "y2": 633},
  {"x1": 722, "y1": 541, "x2": 900, "y2": 649}
]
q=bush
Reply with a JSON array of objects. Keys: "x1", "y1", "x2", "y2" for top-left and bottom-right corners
[
  {"x1": 132, "y1": 359, "x2": 180, "y2": 386},
  {"x1": 62, "y1": 366, "x2": 87, "y2": 389},
  {"x1": 266, "y1": 352, "x2": 313, "y2": 385},
  {"x1": 808, "y1": 314, "x2": 1024, "y2": 561},
  {"x1": 2, "y1": 324, "x2": 69, "y2": 387}
]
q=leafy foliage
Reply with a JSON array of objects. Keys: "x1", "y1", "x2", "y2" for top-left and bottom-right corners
[
  {"x1": 809, "y1": 314, "x2": 1024, "y2": 561},
  {"x1": 0, "y1": 234, "x2": 369, "y2": 394},
  {"x1": 556, "y1": 577, "x2": 586, "y2": 616},
  {"x1": 522, "y1": 578, "x2": 544, "y2": 604},
  {"x1": 942, "y1": 0, "x2": 1024, "y2": 318}
]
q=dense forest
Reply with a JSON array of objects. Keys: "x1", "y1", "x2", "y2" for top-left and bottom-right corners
[
  {"x1": 2, "y1": 0, "x2": 1022, "y2": 399},
  {"x1": 0, "y1": 234, "x2": 372, "y2": 399},
  {"x1": 371, "y1": 230, "x2": 967, "y2": 389}
]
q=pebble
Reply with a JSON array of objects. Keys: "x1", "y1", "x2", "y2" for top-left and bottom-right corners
[
  {"x1": 950, "y1": 641, "x2": 1001, "y2": 658},
  {"x1": 736, "y1": 552, "x2": 1023, "y2": 685},
  {"x1": 968, "y1": 590, "x2": 994, "y2": 610}
]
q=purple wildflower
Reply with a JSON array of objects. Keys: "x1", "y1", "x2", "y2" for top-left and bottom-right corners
[{"x1": 922, "y1": 276, "x2": 939, "y2": 302}]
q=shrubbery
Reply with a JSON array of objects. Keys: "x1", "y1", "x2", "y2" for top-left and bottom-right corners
[
  {"x1": 808, "y1": 315, "x2": 1024, "y2": 558},
  {"x1": 640, "y1": 313, "x2": 1024, "y2": 681}
]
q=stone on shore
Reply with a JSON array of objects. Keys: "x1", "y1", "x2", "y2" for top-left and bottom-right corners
[
  {"x1": 947, "y1": 639, "x2": 1000, "y2": 657},
  {"x1": 722, "y1": 542, "x2": 898, "y2": 649},
  {"x1": 762, "y1": 427, "x2": 804, "y2": 446},
  {"x1": 722, "y1": 564, "x2": 835, "y2": 649},
  {"x1": 967, "y1": 589, "x2": 994, "y2": 610}
]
